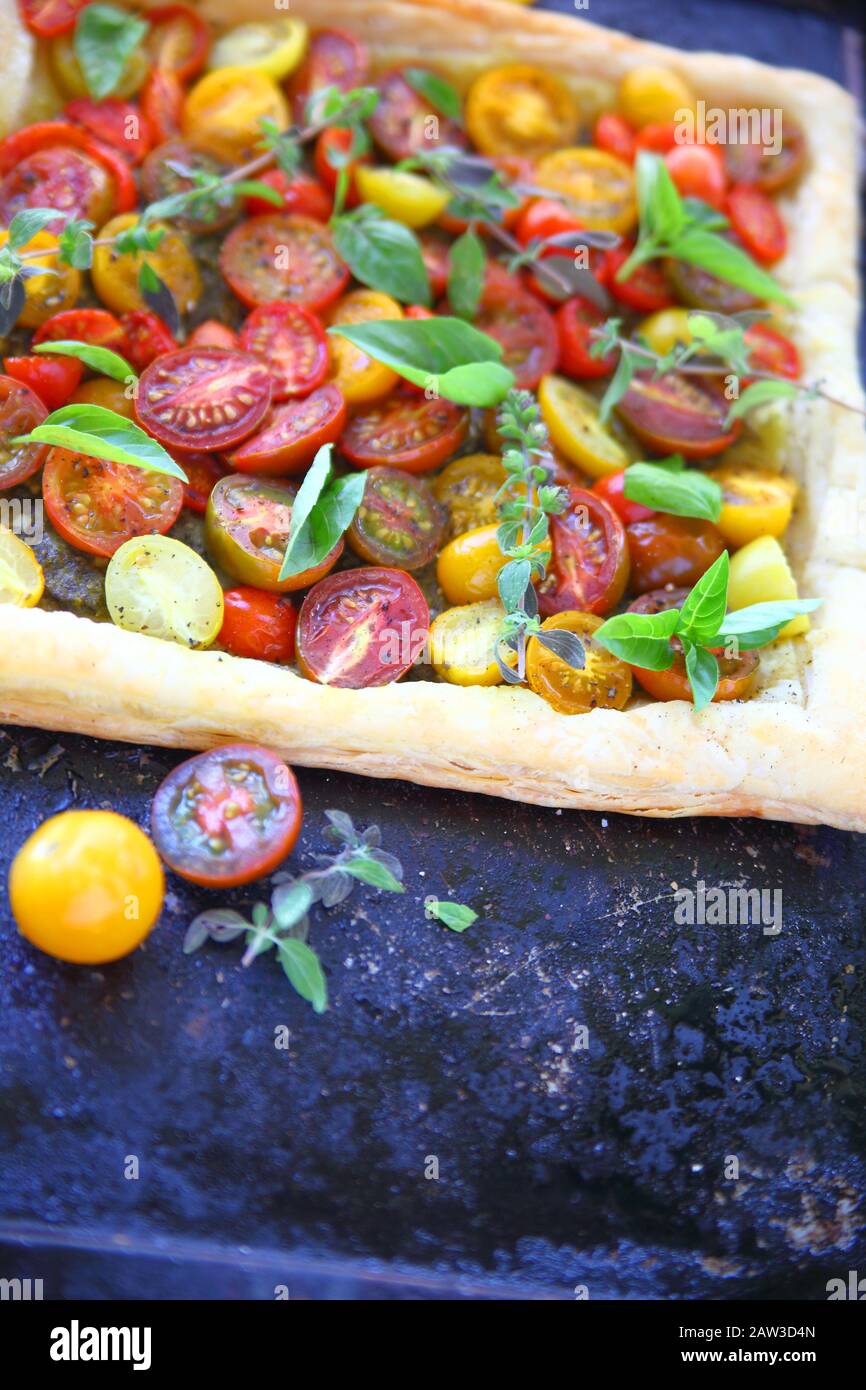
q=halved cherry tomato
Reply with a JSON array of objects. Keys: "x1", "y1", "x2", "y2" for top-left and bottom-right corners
[
  {"x1": 347, "y1": 466, "x2": 445, "y2": 570},
  {"x1": 314, "y1": 127, "x2": 369, "y2": 204},
  {"x1": 121, "y1": 310, "x2": 178, "y2": 372},
  {"x1": 439, "y1": 154, "x2": 532, "y2": 237},
  {"x1": 92, "y1": 213, "x2": 201, "y2": 317},
  {"x1": 205, "y1": 473, "x2": 343, "y2": 592},
  {"x1": 297, "y1": 567, "x2": 430, "y2": 688},
  {"x1": 465, "y1": 64, "x2": 577, "y2": 159},
  {"x1": 287, "y1": 27, "x2": 370, "y2": 125},
  {"x1": 664, "y1": 144, "x2": 727, "y2": 208},
  {"x1": 593, "y1": 470, "x2": 656, "y2": 525},
  {"x1": 65, "y1": 98, "x2": 152, "y2": 164},
  {"x1": 141, "y1": 68, "x2": 184, "y2": 144},
  {"x1": 705, "y1": 464, "x2": 797, "y2": 548},
  {"x1": 594, "y1": 112, "x2": 636, "y2": 164},
  {"x1": 433, "y1": 453, "x2": 507, "y2": 538},
  {"x1": 726, "y1": 182, "x2": 787, "y2": 265},
  {"x1": 140, "y1": 139, "x2": 234, "y2": 234},
  {"x1": 220, "y1": 214, "x2": 350, "y2": 314},
  {"x1": 182, "y1": 66, "x2": 289, "y2": 164},
  {"x1": 327, "y1": 288, "x2": 403, "y2": 405},
  {"x1": 429, "y1": 598, "x2": 506, "y2": 688},
  {"x1": 180, "y1": 452, "x2": 227, "y2": 513},
  {"x1": 628, "y1": 585, "x2": 691, "y2": 615},
  {"x1": 33, "y1": 307, "x2": 127, "y2": 352},
  {"x1": 0, "y1": 121, "x2": 137, "y2": 215},
  {"x1": 70, "y1": 378, "x2": 135, "y2": 418},
  {"x1": 187, "y1": 320, "x2": 239, "y2": 352},
  {"x1": 664, "y1": 238, "x2": 758, "y2": 313},
  {"x1": 634, "y1": 122, "x2": 678, "y2": 154},
  {"x1": 49, "y1": 32, "x2": 148, "y2": 101},
  {"x1": 723, "y1": 114, "x2": 805, "y2": 192},
  {"x1": 743, "y1": 323, "x2": 800, "y2": 382},
  {"x1": 42, "y1": 447, "x2": 184, "y2": 557},
  {"x1": 459, "y1": 265, "x2": 558, "y2": 391},
  {"x1": 537, "y1": 487, "x2": 629, "y2": 617},
  {"x1": 515, "y1": 197, "x2": 587, "y2": 248},
  {"x1": 151, "y1": 744, "x2": 302, "y2": 890},
  {"x1": 0, "y1": 144, "x2": 115, "y2": 233},
  {"x1": 218, "y1": 588, "x2": 297, "y2": 664},
  {"x1": 626, "y1": 515, "x2": 726, "y2": 593},
  {"x1": 243, "y1": 168, "x2": 332, "y2": 221},
  {"x1": 146, "y1": 4, "x2": 210, "y2": 82},
  {"x1": 556, "y1": 296, "x2": 615, "y2": 379},
  {"x1": 239, "y1": 302, "x2": 328, "y2": 401},
  {"x1": 538, "y1": 374, "x2": 630, "y2": 478},
  {"x1": 135, "y1": 347, "x2": 273, "y2": 452},
  {"x1": 18, "y1": 0, "x2": 88, "y2": 39},
  {"x1": 535, "y1": 147, "x2": 636, "y2": 234},
  {"x1": 3, "y1": 354, "x2": 83, "y2": 411},
  {"x1": 632, "y1": 643, "x2": 759, "y2": 703},
  {"x1": 227, "y1": 384, "x2": 347, "y2": 476},
  {"x1": 0, "y1": 375, "x2": 48, "y2": 490},
  {"x1": 371, "y1": 68, "x2": 465, "y2": 162},
  {"x1": 527, "y1": 610, "x2": 632, "y2": 715},
  {"x1": 0, "y1": 229, "x2": 79, "y2": 328},
  {"x1": 615, "y1": 371, "x2": 741, "y2": 459},
  {"x1": 604, "y1": 242, "x2": 674, "y2": 313},
  {"x1": 341, "y1": 394, "x2": 468, "y2": 475}
]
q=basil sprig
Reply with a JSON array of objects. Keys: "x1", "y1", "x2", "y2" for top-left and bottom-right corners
[
  {"x1": 14, "y1": 404, "x2": 187, "y2": 481},
  {"x1": 447, "y1": 228, "x2": 485, "y2": 320},
  {"x1": 75, "y1": 3, "x2": 149, "y2": 101},
  {"x1": 595, "y1": 552, "x2": 821, "y2": 710},
  {"x1": 618, "y1": 153, "x2": 793, "y2": 307},
  {"x1": 33, "y1": 339, "x2": 135, "y2": 384},
  {"x1": 331, "y1": 206, "x2": 431, "y2": 306},
  {"x1": 403, "y1": 68, "x2": 463, "y2": 124},
  {"x1": 327, "y1": 316, "x2": 514, "y2": 407},
  {"x1": 279, "y1": 444, "x2": 366, "y2": 581},
  {"x1": 623, "y1": 455, "x2": 722, "y2": 522}
]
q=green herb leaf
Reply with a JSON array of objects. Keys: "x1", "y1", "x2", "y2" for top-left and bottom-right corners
[
  {"x1": 427, "y1": 899, "x2": 478, "y2": 932},
  {"x1": 670, "y1": 228, "x2": 792, "y2": 306},
  {"x1": 635, "y1": 151, "x2": 685, "y2": 245},
  {"x1": 279, "y1": 445, "x2": 367, "y2": 581},
  {"x1": 726, "y1": 378, "x2": 800, "y2": 422},
  {"x1": 594, "y1": 607, "x2": 680, "y2": 670},
  {"x1": 232, "y1": 179, "x2": 284, "y2": 207},
  {"x1": 7, "y1": 207, "x2": 62, "y2": 250},
  {"x1": 677, "y1": 551, "x2": 729, "y2": 644},
  {"x1": 498, "y1": 557, "x2": 531, "y2": 611},
  {"x1": 327, "y1": 316, "x2": 514, "y2": 407},
  {"x1": 33, "y1": 339, "x2": 135, "y2": 384},
  {"x1": 75, "y1": 3, "x2": 149, "y2": 100},
  {"x1": 403, "y1": 67, "x2": 463, "y2": 123},
  {"x1": 271, "y1": 880, "x2": 315, "y2": 931},
  {"x1": 447, "y1": 228, "x2": 485, "y2": 320},
  {"x1": 597, "y1": 346, "x2": 638, "y2": 423},
  {"x1": 343, "y1": 856, "x2": 406, "y2": 893},
  {"x1": 331, "y1": 208, "x2": 431, "y2": 306},
  {"x1": 16, "y1": 404, "x2": 187, "y2": 481},
  {"x1": 278, "y1": 939, "x2": 328, "y2": 1014},
  {"x1": 58, "y1": 219, "x2": 95, "y2": 268},
  {"x1": 683, "y1": 639, "x2": 720, "y2": 711},
  {"x1": 716, "y1": 598, "x2": 821, "y2": 647},
  {"x1": 623, "y1": 460, "x2": 722, "y2": 521}
]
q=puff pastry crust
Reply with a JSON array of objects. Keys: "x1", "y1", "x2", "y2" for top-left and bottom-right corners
[{"x1": 1, "y1": 0, "x2": 864, "y2": 829}]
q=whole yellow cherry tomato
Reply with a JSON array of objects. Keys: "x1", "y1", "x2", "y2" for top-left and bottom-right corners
[
  {"x1": 91, "y1": 214, "x2": 201, "y2": 317},
  {"x1": 466, "y1": 64, "x2": 579, "y2": 159},
  {"x1": 9, "y1": 810, "x2": 164, "y2": 964},
  {"x1": 706, "y1": 465, "x2": 797, "y2": 549},
  {"x1": 727, "y1": 535, "x2": 809, "y2": 638},
  {"x1": 534, "y1": 147, "x2": 636, "y2": 234},
  {"x1": 527, "y1": 610, "x2": 632, "y2": 715},
  {"x1": 354, "y1": 167, "x2": 450, "y2": 229},
  {"x1": 327, "y1": 288, "x2": 403, "y2": 405},
  {"x1": 0, "y1": 230, "x2": 80, "y2": 328},
  {"x1": 49, "y1": 31, "x2": 149, "y2": 99},
  {"x1": 618, "y1": 64, "x2": 695, "y2": 128},
  {"x1": 207, "y1": 18, "x2": 308, "y2": 81},
  {"x1": 429, "y1": 598, "x2": 507, "y2": 687},
  {"x1": 433, "y1": 453, "x2": 507, "y2": 538},
  {"x1": 183, "y1": 65, "x2": 289, "y2": 163},
  {"x1": 437, "y1": 523, "x2": 549, "y2": 606},
  {"x1": 70, "y1": 378, "x2": 136, "y2": 418},
  {"x1": 538, "y1": 374, "x2": 630, "y2": 478},
  {"x1": 638, "y1": 306, "x2": 693, "y2": 357}
]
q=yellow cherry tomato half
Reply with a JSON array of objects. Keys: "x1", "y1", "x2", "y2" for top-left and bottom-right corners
[
  {"x1": 429, "y1": 598, "x2": 507, "y2": 687},
  {"x1": 70, "y1": 378, "x2": 136, "y2": 418},
  {"x1": 105, "y1": 535, "x2": 225, "y2": 648},
  {"x1": 0, "y1": 230, "x2": 80, "y2": 328},
  {"x1": 638, "y1": 306, "x2": 694, "y2": 357},
  {"x1": 534, "y1": 147, "x2": 636, "y2": 234},
  {"x1": 466, "y1": 63, "x2": 579, "y2": 159},
  {"x1": 0, "y1": 528, "x2": 44, "y2": 607},
  {"x1": 49, "y1": 31, "x2": 149, "y2": 99},
  {"x1": 10, "y1": 810, "x2": 164, "y2": 965},
  {"x1": 207, "y1": 18, "x2": 309, "y2": 81},
  {"x1": 327, "y1": 288, "x2": 403, "y2": 405},
  {"x1": 617, "y1": 64, "x2": 695, "y2": 129},
  {"x1": 183, "y1": 66, "x2": 289, "y2": 163},
  {"x1": 727, "y1": 535, "x2": 810, "y2": 639},
  {"x1": 527, "y1": 610, "x2": 632, "y2": 715},
  {"x1": 433, "y1": 453, "x2": 507, "y2": 538},
  {"x1": 538, "y1": 374, "x2": 630, "y2": 478},
  {"x1": 354, "y1": 166, "x2": 450, "y2": 229},
  {"x1": 91, "y1": 214, "x2": 201, "y2": 317},
  {"x1": 706, "y1": 465, "x2": 797, "y2": 549}
]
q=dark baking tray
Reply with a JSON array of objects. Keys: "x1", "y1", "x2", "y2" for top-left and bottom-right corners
[{"x1": 1, "y1": 0, "x2": 864, "y2": 1300}]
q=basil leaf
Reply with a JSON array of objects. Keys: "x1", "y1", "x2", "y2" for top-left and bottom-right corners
[
  {"x1": 680, "y1": 197, "x2": 729, "y2": 231},
  {"x1": 284, "y1": 444, "x2": 333, "y2": 544},
  {"x1": 33, "y1": 339, "x2": 135, "y2": 384},
  {"x1": 327, "y1": 316, "x2": 514, "y2": 407},
  {"x1": 278, "y1": 939, "x2": 328, "y2": 1014},
  {"x1": 669, "y1": 228, "x2": 793, "y2": 306},
  {"x1": 429, "y1": 900, "x2": 478, "y2": 932},
  {"x1": 344, "y1": 856, "x2": 406, "y2": 893},
  {"x1": 726, "y1": 378, "x2": 799, "y2": 422},
  {"x1": 683, "y1": 640, "x2": 720, "y2": 712},
  {"x1": 279, "y1": 447, "x2": 366, "y2": 581},
  {"x1": 403, "y1": 67, "x2": 463, "y2": 123},
  {"x1": 677, "y1": 551, "x2": 730, "y2": 644},
  {"x1": 7, "y1": 207, "x2": 62, "y2": 250},
  {"x1": 636, "y1": 152, "x2": 685, "y2": 244},
  {"x1": 447, "y1": 229, "x2": 485, "y2": 320},
  {"x1": 623, "y1": 460, "x2": 722, "y2": 521},
  {"x1": 233, "y1": 179, "x2": 284, "y2": 207},
  {"x1": 16, "y1": 404, "x2": 187, "y2": 480},
  {"x1": 594, "y1": 608, "x2": 679, "y2": 670},
  {"x1": 597, "y1": 347, "x2": 637, "y2": 423},
  {"x1": 331, "y1": 210, "x2": 431, "y2": 306},
  {"x1": 75, "y1": 4, "x2": 149, "y2": 101},
  {"x1": 716, "y1": 598, "x2": 821, "y2": 648}
]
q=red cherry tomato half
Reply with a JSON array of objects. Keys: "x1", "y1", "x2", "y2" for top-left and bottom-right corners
[
  {"x1": 556, "y1": 296, "x2": 615, "y2": 379},
  {"x1": 0, "y1": 122, "x2": 138, "y2": 216},
  {"x1": 466, "y1": 265, "x2": 558, "y2": 391},
  {"x1": 141, "y1": 68, "x2": 184, "y2": 144},
  {"x1": 33, "y1": 307, "x2": 127, "y2": 351},
  {"x1": 218, "y1": 588, "x2": 297, "y2": 664},
  {"x1": 743, "y1": 323, "x2": 801, "y2": 382},
  {"x1": 626, "y1": 515, "x2": 726, "y2": 593},
  {"x1": 722, "y1": 115, "x2": 806, "y2": 193},
  {"x1": 3, "y1": 354, "x2": 83, "y2": 411},
  {"x1": 181, "y1": 451, "x2": 227, "y2": 513},
  {"x1": 18, "y1": 0, "x2": 87, "y2": 36},
  {"x1": 0, "y1": 374, "x2": 48, "y2": 489},
  {"x1": 244, "y1": 168, "x2": 333, "y2": 221},
  {"x1": 313, "y1": 127, "x2": 369, "y2": 204},
  {"x1": 515, "y1": 197, "x2": 583, "y2": 249},
  {"x1": 537, "y1": 486, "x2": 630, "y2": 617},
  {"x1": 594, "y1": 470, "x2": 656, "y2": 525},
  {"x1": 341, "y1": 394, "x2": 468, "y2": 475},
  {"x1": 0, "y1": 142, "x2": 116, "y2": 233},
  {"x1": 42, "y1": 447, "x2": 184, "y2": 557},
  {"x1": 370, "y1": 68, "x2": 464, "y2": 162},
  {"x1": 664, "y1": 144, "x2": 727, "y2": 209},
  {"x1": 187, "y1": 320, "x2": 239, "y2": 351},
  {"x1": 635, "y1": 122, "x2": 678, "y2": 154},
  {"x1": 615, "y1": 371, "x2": 741, "y2": 460},
  {"x1": 146, "y1": 4, "x2": 210, "y2": 82},
  {"x1": 287, "y1": 27, "x2": 370, "y2": 125},
  {"x1": 135, "y1": 347, "x2": 273, "y2": 452},
  {"x1": 628, "y1": 585, "x2": 691, "y2": 615},
  {"x1": 297, "y1": 567, "x2": 430, "y2": 688},
  {"x1": 632, "y1": 642, "x2": 758, "y2": 703},
  {"x1": 122, "y1": 310, "x2": 178, "y2": 372},
  {"x1": 593, "y1": 112, "x2": 636, "y2": 163},
  {"x1": 220, "y1": 215, "x2": 350, "y2": 314},
  {"x1": 228, "y1": 384, "x2": 347, "y2": 477},
  {"x1": 725, "y1": 182, "x2": 787, "y2": 265},
  {"x1": 65, "y1": 98, "x2": 152, "y2": 165},
  {"x1": 151, "y1": 744, "x2": 302, "y2": 889},
  {"x1": 239, "y1": 302, "x2": 329, "y2": 401},
  {"x1": 604, "y1": 242, "x2": 675, "y2": 313}
]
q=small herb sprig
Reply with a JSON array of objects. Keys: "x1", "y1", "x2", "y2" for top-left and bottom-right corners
[{"x1": 278, "y1": 444, "x2": 367, "y2": 581}]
